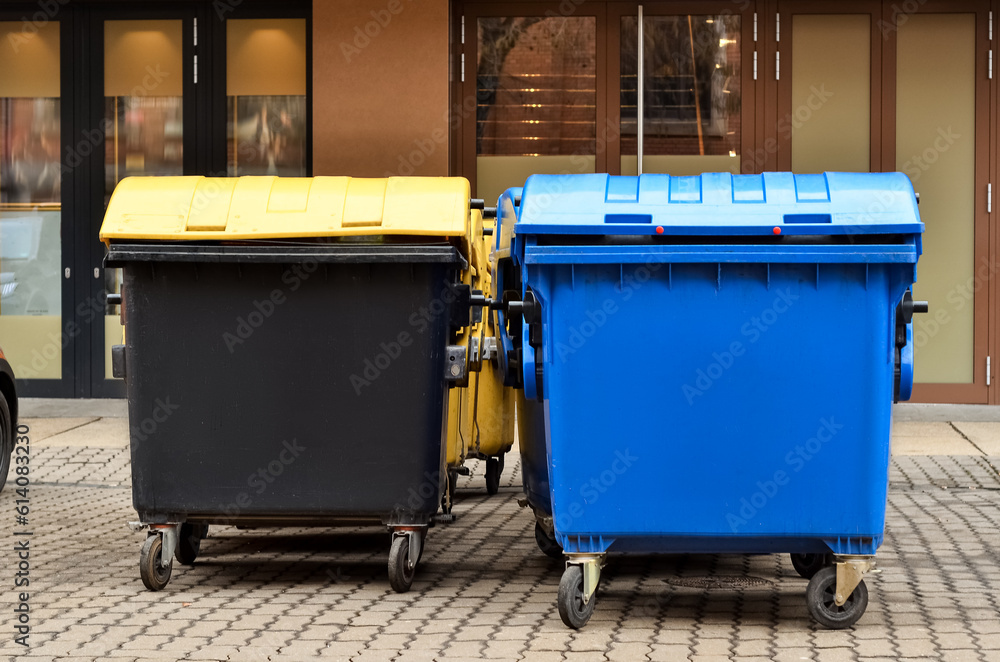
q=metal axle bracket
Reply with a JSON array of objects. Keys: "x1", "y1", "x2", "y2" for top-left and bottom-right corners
[
  {"x1": 152, "y1": 524, "x2": 180, "y2": 568},
  {"x1": 566, "y1": 554, "x2": 606, "y2": 605},
  {"x1": 394, "y1": 528, "x2": 426, "y2": 570},
  {"x1": 835, "y1": 556, "x2": 877, "y2": 606}
]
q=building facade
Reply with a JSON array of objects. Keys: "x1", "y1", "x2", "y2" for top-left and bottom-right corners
[{"x1": 0, "y1": 0, "x2": 997, "y2": 403}]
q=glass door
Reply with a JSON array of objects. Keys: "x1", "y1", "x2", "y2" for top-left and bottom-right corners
[
  {"x1": 612, "y1": 2, "x2": 753, "y2": 177},
  {"x1": 89, "y1": 10, "x2": 194, "y2": 397},
  {"x1": 0, "y1": 19, "x2": 70, "y2": 396}
]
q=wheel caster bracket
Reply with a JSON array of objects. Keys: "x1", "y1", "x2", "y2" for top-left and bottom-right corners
[
  {"x1": 153, "y1": 524, "x2": 180, "y2": 569},
  {"x1": 567, "y1": 554, "x2": 605, "y2": 605},
  {"x1": 835, "y1": 557, "x2": 876, "y2": 607},
  {"x1": 393, "y1": 528, "x2": 424, "y2": 571}
]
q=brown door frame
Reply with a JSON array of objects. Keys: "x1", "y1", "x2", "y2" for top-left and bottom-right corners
[
  {"x1": 606, "y1": 1, "x2": 758, "y2": 175},
  {"x1": 989, "y1": 0, "x2": 1000, "y2": 405},
  {"x1": 454, "y1": 2, "x2": 609, "y2": 198},
  {"x1": 882, "y1": 0, "x2": 992, "y2": 404},
  {"x1": 992, "y1": 0, "x2": 999, "y2": 404},
  {"x1": 773, "y1": 0, "x2": 883, "y2": 173}
]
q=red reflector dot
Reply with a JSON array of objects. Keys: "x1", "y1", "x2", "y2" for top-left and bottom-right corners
[
  {"x1": 773, "y1": 227, "x2": 782, "y2": 235},
  {"x1": 656, "y1": 226, "x2": 664, "y2": 234}
]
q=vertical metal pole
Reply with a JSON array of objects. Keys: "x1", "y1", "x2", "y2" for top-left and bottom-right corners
[
  {"x1": 233, "y1": 97, "x2": 238, "y2": 174},
  {"x1": 114, "y1": 97, "x2": 119, "y2": 186},
  {"x1": 637, "y1": 5, "x2": 644, "y2": 176}
]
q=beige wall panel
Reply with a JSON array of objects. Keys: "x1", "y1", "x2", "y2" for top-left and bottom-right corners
[
  {"x1": 897, "y1": 14, "x2": 976, "y2": 384},
  {"x1": 476, "y1": 155, "x2": 596, "y2": 208},
  {"x1": 791, "y1": 14, "x2": 870, "y2": 173},
  {"x1": 228, "y1": 19, "x2": 307, "y2": 96},
  {"x1": 105, "y1": 20, "x2": 184, "y2": 97},
  {"x1": 0, "y1": 22, "x2": 60, "y2": 98},
  {"x1": 0, "y1": 316, "x2": 62, "y2": 380}
]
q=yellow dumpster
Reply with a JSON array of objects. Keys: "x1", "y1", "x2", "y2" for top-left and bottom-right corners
[{"x1": 444, "y1": 208, "x2": 515, "y2": 508}]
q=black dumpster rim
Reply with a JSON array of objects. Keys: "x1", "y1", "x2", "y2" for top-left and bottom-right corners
[{"x1": 105, "y1": 242, "x2": 468, "y2": 268}]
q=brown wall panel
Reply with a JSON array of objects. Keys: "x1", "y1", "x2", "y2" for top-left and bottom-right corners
[{"x1": 313, "y1": 0, "x2": 450, "y2": 177}]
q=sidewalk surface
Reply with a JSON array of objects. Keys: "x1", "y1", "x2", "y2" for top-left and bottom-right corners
[{"x1": 1, "y1": 401, "x2": 999, "y2": 662}]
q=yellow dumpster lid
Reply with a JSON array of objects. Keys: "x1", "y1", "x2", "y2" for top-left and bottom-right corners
[{"x1": 100, "y1": 176, "x2": 472, "y2": 243}]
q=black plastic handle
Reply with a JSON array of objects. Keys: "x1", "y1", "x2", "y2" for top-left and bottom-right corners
[{"x1": 107, "y1": 293, "x2": 122, "y2": 306}]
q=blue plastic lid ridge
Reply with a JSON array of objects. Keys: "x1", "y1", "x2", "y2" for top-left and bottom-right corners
[{"x1": 514, "y1": 172, "x2": 924, "y2": 237}]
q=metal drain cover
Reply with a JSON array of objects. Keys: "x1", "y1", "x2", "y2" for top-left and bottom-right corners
[{"x1": 666, "y1": 576, "x2": 773, "y2": 590}]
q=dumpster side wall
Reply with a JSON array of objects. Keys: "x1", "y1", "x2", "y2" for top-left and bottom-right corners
[{"x1": 123, "y1": 259, "x2": 456, "y2": 525}]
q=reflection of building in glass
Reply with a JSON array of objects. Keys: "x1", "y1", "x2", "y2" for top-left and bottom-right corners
[
  {"x1": 229, "y1": 95, "x2": 307, "y2": 176},
  {"x1": 1, "y1": 98, "x2": 62, "y2": 204},
  {"x1": 620, "y1": 15, "x2": 742, "y2": 157},
  {"x1": 476, "y1": 18, "x2": 597, "y2": 158},
  {"x1": 103, "y1": 96, "x2": 184, "y2": 197}
]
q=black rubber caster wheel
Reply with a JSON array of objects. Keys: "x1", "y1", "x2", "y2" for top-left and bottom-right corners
[
  {"x1": 534, "y1": 522, "x2": 563, "y2": 560},
  {"x1": 806, "y1": 565, "x2": 869, "y2": 629},
  {"x1": 558, "y1": 565, "x2": 596, "y2": 629},
  {"x1": 175, "y1": 523, "x2": 209, "y2": 566},
  {"x1": 0, "y1": 393, "x2": 12, "y2": 491},
  {"x1": 485, "y1": 456, "x2": 502, "y2": 495},
  {"x1": 139, "y1": 534, "x2": 172, "y2": 591},
  {"x1": 442, "y1": 469, "x2": 458, "y2": 514},
  {"x1": 790, "y1": 553, "x2": 829, "y2": 580},
  {"x1": 388, "y1": 535, "x2": 416, "y2": 593}
]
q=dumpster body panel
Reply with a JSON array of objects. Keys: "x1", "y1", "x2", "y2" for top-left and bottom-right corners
[
  {"x1": 102, "y1": 176, "x2": 476, "y2": 594},
  {"x1": 537, "y1": 259, "x2": 899, "y2": 554},
  {"x1": 494, "y1": 172, "x2": 924, "y2": 628},
  {"x1": 121, "y1": 253, "x2": 454, "y2": 523}
]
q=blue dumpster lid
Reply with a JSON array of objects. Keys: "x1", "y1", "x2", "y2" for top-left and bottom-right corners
[{"x1": 515, "y1": 172, "x2": 923, "y2": 237}]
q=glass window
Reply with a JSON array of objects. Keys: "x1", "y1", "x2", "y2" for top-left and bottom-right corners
[
  {"x1": 621, "y1": 15, "x2": 742, "y2": 175},
  {"x1": 227, "y1": 19, "x2": 307, "y2": 176},
  {"x1": 0, "y1": 21, "x2": 62, "y2": 379},
  {"x1": 476, "y1": 17, "x2": 597, "y2": 205}
]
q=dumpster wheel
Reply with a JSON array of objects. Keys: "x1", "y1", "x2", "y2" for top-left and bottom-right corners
[
  {"x1": 790, "y1": 553, "x2": 830, "y2": 580},
  {"x1": 139, "y1": 534, "x2": 172, "y2": 591},
  {"x1": 806, "y1": 566, "x2": 869, "y2": 629},
  {"x1": 388, "y1": 530, "x2": 424, "y2": 593},
  {"x1": 534, "y1": 522, "x2": 563, "y2": 560},
  {"x1": 485, "y1": 455, "x2": 504, "y2": 495},
  {"x1": 175, "y1": 524, "x2": 209, "y2": 566},
  {"x1": 558, "y1": 565, "x2": 597, "y2": 629}
]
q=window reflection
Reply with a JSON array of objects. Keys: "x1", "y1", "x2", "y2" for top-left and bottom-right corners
[
  {"x1": 477, "y1": 17, "x2": 597, "y2": 157},
  {"x1": 621, "y1": 15, "x2": 742, "y2": 159},
  {"x1": 1, "y1": 99, "x2": 61, "y2": 204},
  {"x1": 104, "y1": 96, "x2": 183, "y2": 199},
  {"x1": 228, "y1": 95, "x2": 306, "y2": 176}
]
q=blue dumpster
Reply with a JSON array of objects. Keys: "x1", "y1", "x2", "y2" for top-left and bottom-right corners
[{"x1": 491, "y1": 172, "x2": 925, "y2": 629}]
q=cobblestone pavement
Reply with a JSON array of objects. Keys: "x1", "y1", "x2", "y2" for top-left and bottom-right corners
[{"x1": 2, "y1": 437, "x2": 1000, "y2": 661}]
